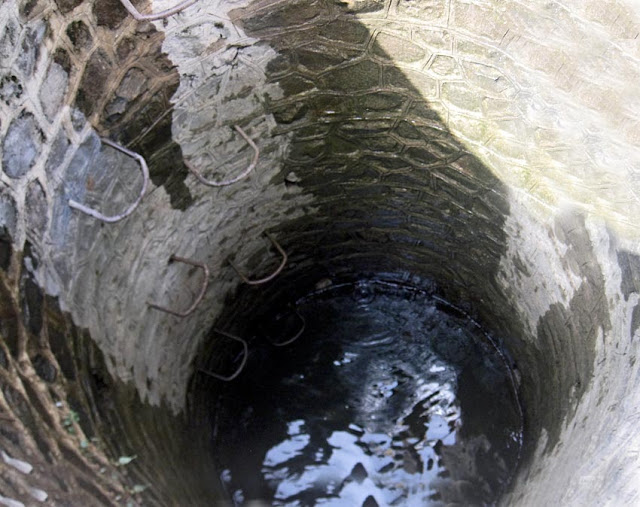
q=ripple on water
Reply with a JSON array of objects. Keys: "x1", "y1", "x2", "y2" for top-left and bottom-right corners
[{"x1": 211, "y1": 280, "x2": 523, "y2": 506}]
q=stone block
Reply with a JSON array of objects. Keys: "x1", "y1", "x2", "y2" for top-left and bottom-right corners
[
  {"x1": 441, "y1": 81, "x2": 484, "y2": 114},
  {"x1": 0, "y1": 190, "x2": 17, "y2": 240},
  {"x1": 45, "y1": 129, "x2": 70, "y2": 176},
  {"x1": 279, "y1": 74, "x2": 316, "y2": 96},
  {"x1": 272, "y1": 101, "x2": 308, "y2": 124},
  {"x1": 323, "y1": 60, "x2": 380, "y2": 92},
  {"x1": 429, "y1": 55, "x2": 462, "y2": 77},
  {"x1": 104, "y1": 67, "x2": 148, "y2": 120},
  {"x1": 0, "y1": 74, "x2": 23, "y2": 106},
  {"x1": 451, "y1": 1, "x2": 509, "y2": 41},
  {"x1": 318, "y1": 20, "x2": 370, "y2": 45},
  {"x1": 241, "y1": 0, "x2": 323, "y2": 33},
  {"x1": 0, "y1": 226, "x2": 11, "y2": 270},
  {"x1": 384, "y1": 67, "x2": 438, "y2": 99},
  {"x1": 93, "y1": 0, "x2": 129, "y2": 29},
  {"x1": 2, "y1": 112, "x2": 43, "y2": 179},
  {"x1": 462, "y1": 61, "x2": 516, "y2": 96},
  {"x1": 393, "y1": 120, "x2": 422, "y2": 141},
  {"x1": 39, "y1": 62, "x2": 68, "y2": 121},
  {"x1": 372, "y1": 32, "x2": 427, "y2": 63},
  {"x1": 53, "y1": 47, "x2": 71, "y2": 73},
  {"x1": 50, "y1": 133, "x2": 101, "y2": 247},
  {"x1": 403, "y1": 145, "x2": 443, "y2": 166},
  {"x1": 75, "y1": 49, "x2": 112, "y2": 117},
  {"x1": 62, "y1": 133, "x2": 101, "y2": 202},
  {"x1": 296, "y1": 49, "x2": 352, "y2": 74},
  {"x1": 70, "y1": 108, "x2": 87, "y2": 131},
  {"x1": 397, "y1": 0, "x2": 447, "y2": 20},
  {"x1": 116, "y1": 36, "x2": 136, "y2": 61},
  {"x1": 25, "y1": 180, "x2": 48, "y2": 238},
  {"x1": 66, "y1": 20, "x2": 93, "y2": 52},
  {"x1": 0, "y1": 19, "x2": 19, "y2": 68},
  {"x1": 355, "y1": 92, "x2": 406, "y2": 112},
  {"x1": 19, "y1": 0, "x2": 47, "y2": 20},
  {"x1": 53, "y1": 0, "x2": 82, "y2": 14},
  {"x1": 20, "y1": 267, "x2": 43, "y2": 335},
  {"x1": 16, "y1": 21, "x2": 47, "y2": 77},
  {"x1": 114, "y1": 67, "x2": 147, "y2": 101}
]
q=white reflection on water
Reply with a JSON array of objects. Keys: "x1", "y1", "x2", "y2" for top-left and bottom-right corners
[
  {"x1": 263, "y1": 420, "x2": 310, "y2": 468},
  {"x1": 260, "y1": 388, "x2": 458, "y2": 505}
]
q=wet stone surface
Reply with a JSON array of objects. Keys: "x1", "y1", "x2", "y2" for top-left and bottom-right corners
[{"x1": 211, "y1": 280, "x2": 523, "y2": 506}]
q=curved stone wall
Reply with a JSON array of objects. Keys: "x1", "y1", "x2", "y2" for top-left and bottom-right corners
[{"x1": 1, "y1": 0, "x2": 640, "y2": 505}]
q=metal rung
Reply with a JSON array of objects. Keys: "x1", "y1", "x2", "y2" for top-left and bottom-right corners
[
  {"x1": 228, "y1": 232, "x2": 287, "y2": 285},
  {"x1": 68, "y1": 138, "x2": 149, "y2": 223},
  {"x1": 148, "y1": 255, "x2": 209, "y2": 317},
  {"x1": 119, "y1": 0, "x2": 198, "y2": 21},
  {"x1": 186, "y1": 125, "x2": 259, "y2": 187},
  {"x1": 198, "y1": 330, "x2": 248, "y2": 381},
  {"x1": 266, "y1": 310, "x2": 306, "y2": 347}
]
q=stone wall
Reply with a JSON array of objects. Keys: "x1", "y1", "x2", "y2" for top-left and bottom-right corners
[{"x1": 1, "y1": 0, "x2": 640, "y2": 504}]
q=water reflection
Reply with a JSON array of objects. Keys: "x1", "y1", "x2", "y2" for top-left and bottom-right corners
[
  {"x1": 212, "y1": 281, "x2": 522, "y2": 506},
  {"x1": 259, "y1": 391, "x2": 458, "y2": 505}
]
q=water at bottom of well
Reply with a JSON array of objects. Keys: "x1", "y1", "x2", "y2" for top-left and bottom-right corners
[{"x1": 211, "y1": 280, "x2": 523, "y2": 506}]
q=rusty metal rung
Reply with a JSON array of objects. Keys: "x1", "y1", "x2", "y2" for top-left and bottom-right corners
[
  {"x1": 187, "y1": 125, "x2": 259, "y2": 188},
  {"x1": 68, "y1": 138, "x2": 149, "y2": 223},
  {"x1": 148, "y1": 255, "x2": 210, "y2": 317},
  {"x1": 228, "y1": 232, "x2": 287, "y2": 285},
  {"x1": 198, "y1": 330, "x2": 248, "y2": 382},
  {"x1": 118, "y1": 0, "x2": 198, "y2": 21},
  {"x1": 266, "y1": 310, "x2": 306, "y2": 347}
]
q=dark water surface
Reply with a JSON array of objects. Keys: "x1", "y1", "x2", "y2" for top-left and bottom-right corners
[{"x1": 211, "y1": 281, "x2": 523, "y2": 506}]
